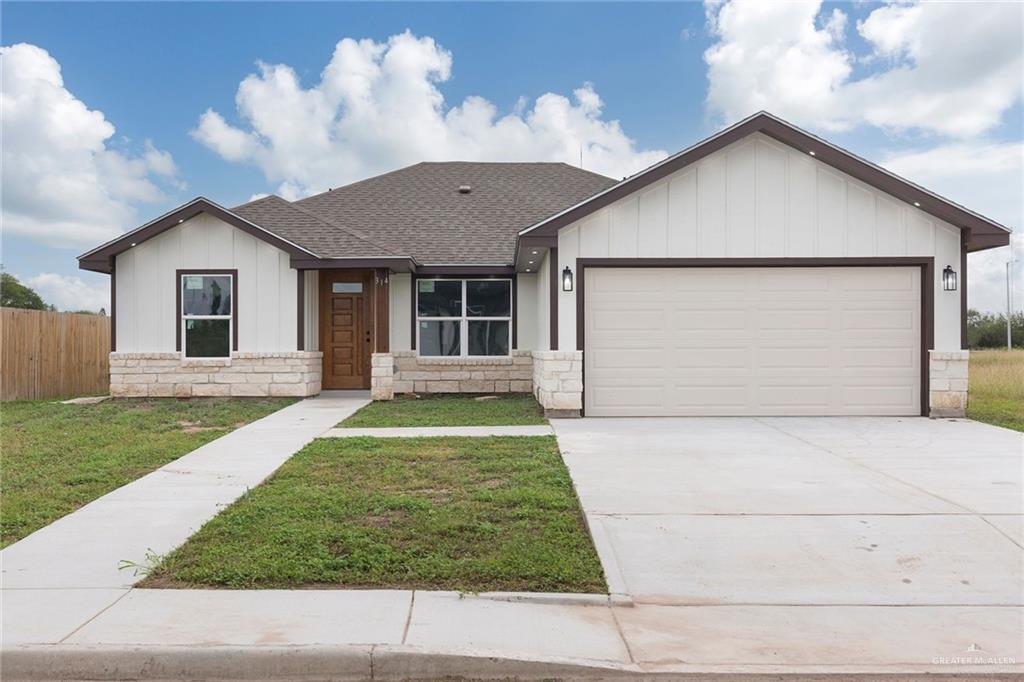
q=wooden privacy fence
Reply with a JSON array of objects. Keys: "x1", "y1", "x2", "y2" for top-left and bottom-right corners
[{"x1": 1, "y1": 307, "x2": 111, "y2": 400}]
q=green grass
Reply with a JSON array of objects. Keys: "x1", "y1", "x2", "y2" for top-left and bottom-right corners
[
  {"x1": 0, "y1": 398, "x2": 295, "y2": 547},
  {"x1": 968, "y1": 349, "x2": 1024, "y2": 432},
  {"x1": 143, "y1": 436, "x2": 606, "y2": 593},
  {"x1": 340, "y1": 393, "x2": 547, "y2": 428}
]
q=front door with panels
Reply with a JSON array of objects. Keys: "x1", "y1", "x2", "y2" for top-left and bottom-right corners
[{"x1": 320, "y1": 271, "x2": 373, "y2": 389}]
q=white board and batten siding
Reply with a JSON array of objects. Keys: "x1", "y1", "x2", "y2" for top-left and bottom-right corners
[
  {"x1": 556, "y1": 132, "x2": 963, "y2": 353},
  {"x1": 115, "y1": 213, "x2": 298, "y2": 352}
]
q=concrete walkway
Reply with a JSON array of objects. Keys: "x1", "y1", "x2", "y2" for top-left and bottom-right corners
[
  {"x1": 1, "y1": 391, "x2": 370, "y2": 644},
  {"x1": 321, "y1": 424, "x2": 554, "y2": 438}
]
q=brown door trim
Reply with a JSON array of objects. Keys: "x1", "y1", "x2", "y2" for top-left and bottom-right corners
[
  {"x1": 319, "y1": 270, "x2": 374, "y2": 389},
  {"x1": 574, "y1": 257, "x2": 935, "y2": 417}
]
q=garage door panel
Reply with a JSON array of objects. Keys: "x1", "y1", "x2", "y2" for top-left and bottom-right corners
[
  {"x1": 841, "y1": 347, "x2": 917, "y2": 369},
  {"x1": 670, "y1": 311, "x2": 748, "y2": 330},
  {"x1": 757, "y1": 347, "x2": 831, "y2": 368},
  {"x1": 674, "y1": 348, "x2": 750, "y2": 369},
  {"x1": 842, "y1": 309, "x2": 916, "y2": 330},
  {"x1": 757, "y1": 270, "x2": 830, "y2": 291},
  {"x1": 590, "y1": 350, "x2": 668, "y2": 369},
  {"x1": 584, "y1": 266, "x2": 921, "y2": 417}
]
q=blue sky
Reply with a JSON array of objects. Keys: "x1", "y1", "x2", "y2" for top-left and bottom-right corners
[{"x1": 2, "y1": 1, "x2": 1021, "y2": 313}]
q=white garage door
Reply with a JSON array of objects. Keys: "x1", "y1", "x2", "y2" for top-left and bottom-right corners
[{"x1": 584, "y1": 267, "x2": 921, "y2": 417}]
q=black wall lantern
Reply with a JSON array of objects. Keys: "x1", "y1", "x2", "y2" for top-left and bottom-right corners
[
  {"x1": 942, "y1": 265, "x2": 958, "y2": 292},
  {"x1": 562, "y1": 266, "x2": 574, "y2": 292}
]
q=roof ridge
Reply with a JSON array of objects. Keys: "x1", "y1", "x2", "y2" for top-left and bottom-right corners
[
  {"x1": 554, "y1": 162, "x2": 618, "y2": 183},
  {"x1": 294, "y1": 162, "x2": 428, "y2": 206},
  {"x1": 283, "y1": 198, "x2": 404, "y2": 257},
  {"x1": 230, "y1": 193, "x2": 280, "y2": 211}
]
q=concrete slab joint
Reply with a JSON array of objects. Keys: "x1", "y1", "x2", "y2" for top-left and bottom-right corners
[
  {"x1": 109, "y1": 351, "x2": 323, "y2": 398},
  {"x1": 929, "y1": 350, "x2": 969, "y2": 418},
  {"x1": 389, "y1": 350, "x2": 533, "y2": 395},
  {"x1": 531, "y1": 350, "x2": 583, "y2": 418}
]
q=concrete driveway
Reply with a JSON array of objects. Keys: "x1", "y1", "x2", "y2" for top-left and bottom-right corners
[{"x1": 553, "y1": 417, "x2": 1023, "y2": 665}]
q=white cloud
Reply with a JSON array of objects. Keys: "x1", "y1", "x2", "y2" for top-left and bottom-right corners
[
  {"x1": 881, "y1": 142, "x2": 1023, "y2": 315},
  {"x1": 1, "y1": 43, "x2": 181, "y2": 248},
  {"x1": 704, "y1": 0, "x2": 1023, "y2": 137},
  {"x1": 23, "y1": 272, "x2": 109, "y2": 312},
  {"x1": 192, "y1": 31, "x2": 667, "y2": 198}
]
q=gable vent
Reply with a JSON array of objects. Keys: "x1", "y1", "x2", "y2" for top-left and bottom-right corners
[{"x1": 458, "y1": 184, "x2": 472, "y2": 194}]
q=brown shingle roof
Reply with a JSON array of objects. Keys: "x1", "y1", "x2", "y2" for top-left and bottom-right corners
[
  {"x1": 232, "y1": 195, "x2": 399, "y2": 258},
  {"x1": 286, "y1": 162, "x2": 616, "y2": 263}
]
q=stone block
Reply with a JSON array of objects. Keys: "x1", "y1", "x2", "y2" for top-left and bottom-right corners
[
  {"x1": 424, "y1": 381, "x2": 458, "y2": 393},
  {"x1": 212, "y1": 373, "x2": 247, "y2": 384},
  {"x1": 270, "y1": 383, "x2": 309, "y2": 397},
  {"x1": 493, "y1": 380, "x2": 511, "y2": 393},
  {"x1": 272, "y1": 373, "x2": 303, "y2": 384},
  {"x1": 231, "y1": 383, "x2": 269, "y2": 397},
  {"x1": 148, "y1": 383, "x2": 175, "y2": 398},
  {"x1": 509, "y1": 380, "x2": 531, "y2": 392},
  {"x1": 458, "y1": 380, "x2": 494, "y2": 393},
  {"x1": 192, "y1": 383, "x2": 230, "y2": 397}
]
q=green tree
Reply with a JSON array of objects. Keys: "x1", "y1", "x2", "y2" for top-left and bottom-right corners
[
  {"x1": 0, "y1": 273, "x2": 48, "y2": 310},
  {"x1": 967, "y1": 308, "x2": 1024, "y2": 349}
]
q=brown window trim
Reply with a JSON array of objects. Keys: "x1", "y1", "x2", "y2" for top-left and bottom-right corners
[
  {"x1": 175, "y1": 269, "x2": 239, "y2": 354},
  {"x1": 410, "y1": 274, "x2": 518, "y2": 354},
  {"x1": 573, "y1": 257, "x2": 935, "y2": 417}
]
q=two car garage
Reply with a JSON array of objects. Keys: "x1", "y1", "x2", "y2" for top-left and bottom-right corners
[{"x1": 582, "y1": 265, "x2": 924, "y2": 417}]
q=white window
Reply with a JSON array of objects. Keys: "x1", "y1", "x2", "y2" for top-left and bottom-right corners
[
  {"x1": 180, "y1": 273, "x2": 233, "y2": 358},
  {"x1": 416, "y1": 279, "x2": 511, "y2": 357}
]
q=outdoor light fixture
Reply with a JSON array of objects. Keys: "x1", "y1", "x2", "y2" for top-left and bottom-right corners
[
  {"x1": 942, "y1": 265, "x2": 958, "y2": 292},
  {"x1": 562, "y1": 266, "x2": 574, "y2": 292}
]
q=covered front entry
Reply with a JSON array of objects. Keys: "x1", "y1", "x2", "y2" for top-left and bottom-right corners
[
  {"x1": 318, "y1": 269, "x2": 388, "y2": 390},
  {"x1": 582, "y1": 265, "x2": 924, "y2": 417}
]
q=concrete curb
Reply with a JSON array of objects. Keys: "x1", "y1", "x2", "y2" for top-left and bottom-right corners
[
  {"x1": 1, "y1": 644, "x2": 638, "y2": 681},
  {"x1": 5, "y1": 644, "x2": 1021, "y2": 681}
]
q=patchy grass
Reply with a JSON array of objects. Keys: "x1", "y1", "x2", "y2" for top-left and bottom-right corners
[
  {"x1": 144, "y1": 436, "x2": 606, "y2": 593},
  {"x1": 0, "y1": 398, "x2": 295, "y2": 547},
  {"x1": 340, "y1": 393, "x2": 547, "y2": 428},
  {"x1": 968, "y1": 350, "x2": 1024, "y2": 432}
]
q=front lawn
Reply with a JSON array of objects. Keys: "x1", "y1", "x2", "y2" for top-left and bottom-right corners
[
  {"x1": 968, "y1": 349, "x2": 1024, "y2": 432},
  {"x1": 144, "y1": 436, "x2": 606, "y2": 593},
  {"x1": 0, "y1": 398, "x2": 295, "y2": 547},
  {"x1": 340, "y1": 393, "x2": 547, "y2": 428}
]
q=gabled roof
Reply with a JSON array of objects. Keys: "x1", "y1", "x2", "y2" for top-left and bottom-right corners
[
  {"x1": 294, "y1": 162, "x2": 617, "y2": 263},
  {"x1": 78, "y1": 197, "x2": 319, "y2": 274},
  {"x1": 79, "y1": 163, "x2": 616, "y2": 273},
  {"x1": 517, "y1": 111, "x2": 1012, "y2": 253}
]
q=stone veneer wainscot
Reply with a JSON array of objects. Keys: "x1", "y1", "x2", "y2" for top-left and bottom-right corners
[
  {"x1": 371, "y1": 350, "x2": 585, "y2": 418},
  {"x1": 929, "y1": 350, "x2": 969, "y2": 418},
  {"x1": 109, "y1": 352, "x2": 322, "y2": 398}
]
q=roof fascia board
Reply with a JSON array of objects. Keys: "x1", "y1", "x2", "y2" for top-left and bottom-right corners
[{"x1": 518, "y1": 112, "x2": 1011, "y2": 250}]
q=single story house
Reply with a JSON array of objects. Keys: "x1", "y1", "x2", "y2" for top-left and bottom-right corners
[{"x1": 79, "y1": 112, "x2": 1011, "y2": 418}]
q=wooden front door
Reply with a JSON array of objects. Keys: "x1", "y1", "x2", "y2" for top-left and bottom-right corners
[{"x1": 320, "y1": 271, "x2": 373, "y2": 389}]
